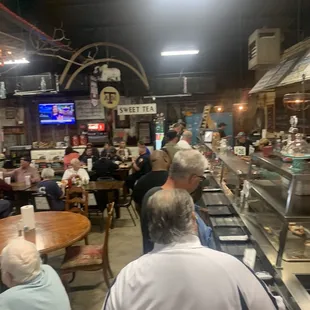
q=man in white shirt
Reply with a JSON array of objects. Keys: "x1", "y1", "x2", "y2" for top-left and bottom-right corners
[
  {"x1": 62, "y1": 158, "x2": 90, "y2": 182},
  {"x1": 177, "y1": 130, "x2": 192, "y2": 150},
  {"x1": 103, "y1": 189, "x2": 284, "y2": 310},
  {"x1": 0, "y1": 239, "x2": 71, "y2": 310}
]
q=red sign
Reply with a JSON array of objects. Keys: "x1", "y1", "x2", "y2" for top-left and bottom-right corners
[{"x1": 88, "y1": 123, "x2": 105, "y2": 132}]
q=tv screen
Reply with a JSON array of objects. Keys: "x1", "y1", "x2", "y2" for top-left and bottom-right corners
[{"x1": 39, "y1": 103, "x2": 76, "y2": 125}]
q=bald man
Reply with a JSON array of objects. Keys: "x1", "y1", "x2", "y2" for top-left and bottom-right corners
[
  {"x1": 0, "y1": 239, "x2": 70, "y2": 310},
  {"x1": 177, "y1": 130, "x2": 193, "y2": 150},
  {"x1": 132, "y1": 150, "x2": 170, "y2": 209}
]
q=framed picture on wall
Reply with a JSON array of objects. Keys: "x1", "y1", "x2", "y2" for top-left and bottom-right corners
[{"x1": 114, "y1": 110, "x2": 130, "y2": 128}]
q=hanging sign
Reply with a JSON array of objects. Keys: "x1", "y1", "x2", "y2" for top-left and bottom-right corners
[
  {"x1": 100, "y1": 86, "x2": 120, "y2": 109},
  {"x1": 117, "y1": 103, "x2": 157, "y2": 116},
  {"x1": 90, "y1": 76, "x2": 99, "y2": 107}
]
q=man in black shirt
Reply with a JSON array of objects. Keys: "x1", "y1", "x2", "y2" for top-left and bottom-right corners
[
  {"x1": 132, "y1": 150, "x2": 169, "y2": 211},
  {"x1": 218, "y1": 122, "x2": 227, "y2": 139},
  {"x1": 235, "y1": 132, "x2": 253, "y2": 156},
  {"x1": 126, "y1": 145, "x2": 151, "y2": 190},
  {"x1": 92, "y1": 156, "x2": 119, "y2": 179}
]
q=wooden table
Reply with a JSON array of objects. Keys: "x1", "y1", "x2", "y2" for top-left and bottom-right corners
[
  {"x1": 0, "y1": 212, "x2": 91, "y2": 254},
  {"x1": 84, "y1": 180, "x2": 124, "y2": 191}
]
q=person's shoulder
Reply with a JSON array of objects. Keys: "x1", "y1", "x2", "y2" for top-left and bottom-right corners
[{"x1": 142, "y1": 186, "x2": 162, "y2": 204}]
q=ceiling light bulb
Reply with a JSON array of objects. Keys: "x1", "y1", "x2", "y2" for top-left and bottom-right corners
[
  {"x1": 3, "y1": 58, "x2": 29, "y2": 65},
  {"x1": 217, "y1": 107, "x2": 222, "y2": 112},
  {"x1": 161, "y1": 50, "x2": 199, "y2": 56},
  {"x1": 152, "y1": 96, "x2": 156, "y2": 101},
  {"x1": 295, "y1": 99, "x2": 301, "y2": 103},
  {"x1": 7, "y1": 51, "x2": 12, "y2": 55},
  {"x1": 239, "y1": 106, "x2": 244, "y2": 110}
]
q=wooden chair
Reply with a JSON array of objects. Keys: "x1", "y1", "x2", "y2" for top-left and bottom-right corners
[
  {"x1": 65, "y1": 186, "x2": 89, "y2": 217},
  {"x1": 60, "y1": 202, "x2": 115, "y2": 288},
  {"x1": 116, "y1": 194, "x2": 139, "y2": 226}
]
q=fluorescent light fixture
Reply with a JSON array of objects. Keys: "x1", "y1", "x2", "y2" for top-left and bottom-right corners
[
  {"x1": 4, "y1": 58, "x2": 29, "y2": 65},
  {"x1": 144, "y1": 93, "x2": 192, "y2": 99},
  {"x1": 161, "y1": 50, "x2": 199, "y2": 56}
]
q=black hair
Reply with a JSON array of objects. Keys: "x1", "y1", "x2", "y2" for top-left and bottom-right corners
[{"x1": 65, "y1": 146, "x2": 74, "y2": 155}]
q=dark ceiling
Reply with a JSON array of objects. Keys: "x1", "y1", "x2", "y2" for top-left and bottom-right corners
[{"x1": 1, "y1": 0, "x2": 310, "y2": 89}]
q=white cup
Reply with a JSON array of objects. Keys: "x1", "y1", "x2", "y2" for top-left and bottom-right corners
[
  {"x1": 0, "y1": 171, "x2": 3, "y2": 180},
  {"x1": 25, "y1": 175, "x2": 31, "y2": 186},
  {"x1": 4, "y1": 177, "x2": 11, "y2": 185}
]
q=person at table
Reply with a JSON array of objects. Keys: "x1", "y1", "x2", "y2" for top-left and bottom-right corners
[
  {"x1": 161, "y1": 130, "x2": 180, "y2": 161},
  {"x1": 37, "y1": 168, "x2": 65, "y2": 211},
  {"x1": 103, "y1": 189, "x2": 285, "y2": 310},
  {"x1": 62, "y1": 158, "x2": 90, "y2": 183},
  {"x1": 177, "y1": 130, "x2": 193, "y2": 150},
  {"x1": 0, "y1": 178, "x2": 13, "y2": 218},
  {"x1": 0, "y1": 239, "x2": 71, "y2": 310},
  {"x1": 81, "y1": 142, "x2": 100, "y2": 159},
  {"x1": 93, "y1": 156, "x2": 119, "y2": 179},
  {"x1": 63, "y1": 146, "x2": 80, "y2": 169},
  {"x1": 235, "y1": 132, "x2": 253, "y2": 156},
  {"x1": 79, "y1": 147, "x2": 98, "y2": 165},
  {"x1": 141, "y1": 150, "x2": 213, "y2": 254},
  {"x1": 117, "y1": 140, "x2": 132, "y2": 159},
  {"x1": 125, "y1": 145, "x2": 151, "y2": 190},
  {"x1": 137, "y1": 140, "x2": 150, "y2": 155},
  {"x1": 107, "y1": 147, "x2": 122, "y2": 163},
  {"x1": 101, "y1": 142, "x2": 111, "y2": 158},
  {"x1": 132, "y1": 150, "x2": 169, "y2": 210},
  {"x1": 9, "y1": 157, "x2": 40, "y2": 183}
]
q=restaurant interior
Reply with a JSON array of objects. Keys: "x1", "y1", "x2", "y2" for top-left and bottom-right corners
[{"x1": 1, "y1": 0, "x2": 310, "y2": 309}]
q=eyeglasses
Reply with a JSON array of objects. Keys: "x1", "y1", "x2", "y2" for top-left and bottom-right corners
[{"x1": 194, "y1": 175, "x2": 206, "y2": 182}]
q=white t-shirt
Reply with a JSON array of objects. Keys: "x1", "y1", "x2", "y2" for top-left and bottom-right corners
[
  {"x1": 103, "y1": 235, "x2": 282, "y2": 310},
  {"x1": 62, "y1": 168, "x2": 90, "y2": 182},
  {"x1": 177, "y1": 139, "x2": 192, "y2": 150}
]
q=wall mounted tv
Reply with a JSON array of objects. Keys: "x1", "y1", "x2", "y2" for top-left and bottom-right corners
[{"x1": 38, "y1": 102, "x2": 76, "y2": 125}]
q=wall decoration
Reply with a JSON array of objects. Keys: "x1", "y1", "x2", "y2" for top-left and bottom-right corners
[
  {"x1": 100, "y1": 86, "x2": 120, "y2": 109},
  {"x1": 75, "y1": 100, "x2": 105, "y2": 120},
  {"x1": 114, "y1": 110, "x2": 130, "y2": 128},
  {"x1": 117, "y1": 103, "x2": 157, "y2": 115}
]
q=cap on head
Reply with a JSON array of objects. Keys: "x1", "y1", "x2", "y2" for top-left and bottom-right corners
[{"x1": 166, "y1": 130, "x2": 178, "y2": 141}]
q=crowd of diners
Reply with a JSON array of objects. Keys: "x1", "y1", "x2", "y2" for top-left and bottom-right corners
[{"x1": 0, "y1": 123, "x2": 285, "y2": 310}]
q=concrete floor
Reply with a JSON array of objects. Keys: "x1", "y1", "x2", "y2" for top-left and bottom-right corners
[{"x1": 49, "y1": 211, "x2": 142, "y2": 310}]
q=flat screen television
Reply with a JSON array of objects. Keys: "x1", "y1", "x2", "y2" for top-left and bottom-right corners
[{"x1": 38, "y1": 102, "x2": 76, "y2": 125}]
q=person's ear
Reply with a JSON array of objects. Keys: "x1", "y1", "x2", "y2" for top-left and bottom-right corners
[{"x1": 2, "y1": 271, "x2": 13, "y2": 288}]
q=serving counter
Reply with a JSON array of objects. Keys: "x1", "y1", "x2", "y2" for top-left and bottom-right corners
[{"x1": 202, "y1": 144, "x2": 310, "y2": 310}]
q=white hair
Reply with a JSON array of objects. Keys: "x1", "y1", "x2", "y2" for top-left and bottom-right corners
[
  {"x1": 70, "y1": 158, "x2": 80, "y2": 165},
  {"x1": 1, "y1": 239, "x2": 41, "y2": 285},
  {"x1": 41, "y1": 167, "x2": 55, "y2": 179},
  {"x1": 147, "y1": 189, "x2": 194, "y2": 244},
  {"x1": 169, "y1": 149, "x2": 209, "y2": 179},
  {"x1": 182, "y1": 130, "x2": 192, "y2": 140}
]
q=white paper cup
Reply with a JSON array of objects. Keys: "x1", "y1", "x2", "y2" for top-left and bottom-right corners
[
  {"x1": 4, "y1": 177, "x2": 11, "y2": 185},
  {"x1": 25, "y1": 175, "x2": 31, "y2": 186}
]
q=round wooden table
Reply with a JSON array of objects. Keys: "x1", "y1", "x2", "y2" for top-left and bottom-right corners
[{"x1": 0, "y1": 212, "x2": 91, "y2": 254}]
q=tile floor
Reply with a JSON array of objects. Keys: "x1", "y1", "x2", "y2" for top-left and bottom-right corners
[{"x1": 49, "y1": 211, "x2": 142, "y2": 310}]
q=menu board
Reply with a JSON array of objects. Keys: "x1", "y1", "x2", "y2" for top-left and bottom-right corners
[
  {"x1": 75, "y1": 100, "x2": 105, "y2": 120},
  {"x1": 280, "y1": 49, "x2": 310, "y2": 86}
]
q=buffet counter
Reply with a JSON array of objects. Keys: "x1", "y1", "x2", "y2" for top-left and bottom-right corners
[{"x1": 203, "y1": 144, "x2": 310, "y2": 310}]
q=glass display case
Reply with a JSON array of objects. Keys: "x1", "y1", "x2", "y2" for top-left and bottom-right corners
[{"x1": 243, "y1": 153, "x2": 310, "y2": 267}]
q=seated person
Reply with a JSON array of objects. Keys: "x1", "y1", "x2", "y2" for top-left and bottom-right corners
[
  {"x1": 117, "y1": 140, "x2": 132, "y2": 159},
  {"x1": 138, "y1": 140, "x2": 150, "y2": 155},
  {"x1": 0, "y1": 178, "x2": 13, "y2": 218},
  {"x1": 107, "y1": 147, "x2": 122, "y2": 162},
  {"x1": 126, "y1": 145, "x2": 151, "y2": 190},
  {"x1": 62, "y1": 158, "x2": 90, "y2": 183},
  {"x1": 93, "y1": 156, "x2": 119, "y2": 179},
  {"x1": 81, "y1": 142, "x2": 100, "y2": 159},
  {"x1": 37, "y1": 168, "x2": 65, "y2": 211},
  {"x1": 0, "y1": 239, "x2": 71, "y2": 310},
  {"x1": 132, "y1": 150, "x2": 169, "y2": 209},
  {"x1": 9, "y1": 157, "x2": 40, "y2": 183},
  {"x1": 235, "y1": 132, "x2": 253, "y2": 156},
  {"x1": 79, "y1": 148, "x2": 98, "y2": 165},
  {"x1": 101, "y1": 142, "x2": 111, "y2": 158},
  {"x1": 104, "y1": 189, "x2": 284, "y2": 310},
  {"x1": 63, "y1": 146, "x2": 80, "y2": 169}
]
